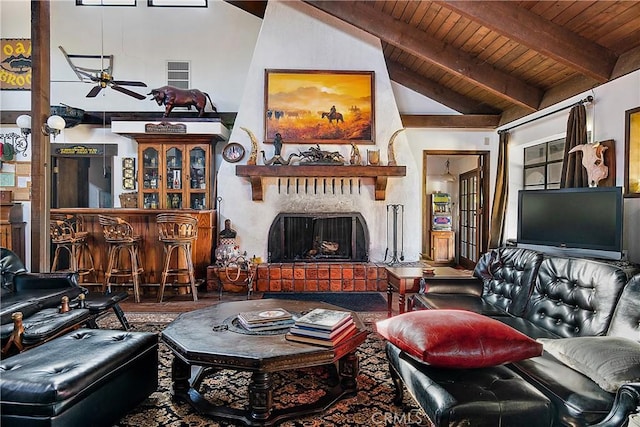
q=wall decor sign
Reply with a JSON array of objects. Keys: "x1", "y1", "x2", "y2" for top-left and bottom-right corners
[
  {"x1": 0, "y1": 39, "x2": 31, "y2": 90},
  {"x1": 624, "y1": 106, "x2": 640, "y2": 197},
  {"x1": 264, "y1": 69, "x2": 375, "y2": 145}
]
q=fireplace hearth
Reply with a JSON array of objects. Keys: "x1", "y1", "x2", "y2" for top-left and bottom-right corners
[{"x1": 268, "y1": 213, "x2": 369, "y2": 263}]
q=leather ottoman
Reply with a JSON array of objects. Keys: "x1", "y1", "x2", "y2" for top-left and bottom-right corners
[
  {"x1": 386, "y1": 342, "x2": 553, "y2": 427},
  {"x1": 0, "y1": 328, "x2": 158, "y2": 427}
]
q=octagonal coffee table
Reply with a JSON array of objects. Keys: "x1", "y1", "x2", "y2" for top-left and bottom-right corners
[{"x1": 160, "y1": 299, "x2": 369, "y2": 426}]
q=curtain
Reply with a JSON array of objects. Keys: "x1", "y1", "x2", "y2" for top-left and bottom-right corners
[
  {"x1": 488, "y1": 131, "x2": 509, "y2": 249},
  {"x1": 561, "y1": 104, "x2": 588, "y2": 187}
]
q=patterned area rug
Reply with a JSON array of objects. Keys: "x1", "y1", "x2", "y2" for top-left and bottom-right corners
[{"x1": 98, "y1": 313, "x2": 432, "y2": 427}]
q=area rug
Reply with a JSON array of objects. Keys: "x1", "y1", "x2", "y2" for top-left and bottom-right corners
[
  {"x1": 262, "y1": 292, "x2": 388, "y2": 312},
  {"x1": 97, "y1": 313, "x2": 432, "y2": 427}
]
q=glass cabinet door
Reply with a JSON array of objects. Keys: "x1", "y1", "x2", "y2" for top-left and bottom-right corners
[
  {"x1": 141, "y1": 146, "x2": 160, "y2": 209},
  {"x1": 165, "y1": 146, "x2": 184, "y2": 209},
  {"x1": 188, "y1": 146, "x2": 208, "y2": 209}
]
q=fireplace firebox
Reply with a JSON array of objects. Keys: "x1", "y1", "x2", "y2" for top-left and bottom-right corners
[{"x1": 268, "y1": 213, "x2": 369, "y2": 262}]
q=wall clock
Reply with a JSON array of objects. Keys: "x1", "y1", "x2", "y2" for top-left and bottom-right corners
[{"x1": 222, "y1": 142, "x2": 245, "y2": 163}]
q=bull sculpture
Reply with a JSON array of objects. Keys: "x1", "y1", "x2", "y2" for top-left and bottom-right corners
[
  {"x1": 568, "y1": 141, "x2": 608, "y2": 187},
  {"x1": 148, "y1": 85, "x2": 216, "y2": 117}
]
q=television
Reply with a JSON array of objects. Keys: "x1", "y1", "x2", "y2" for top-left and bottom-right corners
[{"x1": 517, "y1": 187, "x2": 623, "y2": 259}]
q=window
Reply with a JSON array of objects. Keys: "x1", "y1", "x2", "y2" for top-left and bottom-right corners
[
  {"x1": 167, "y1": 61, "x2": 190, "y2": 89},
  {"x1": 523, "y1": 138, "x2": 565, "y2": 190},
  {"x1": 76, "y1": 0, "x2": 136, "y2": 6},
  {"x1": 148, "y1": 0, "x2": 207, "y2": 6}
]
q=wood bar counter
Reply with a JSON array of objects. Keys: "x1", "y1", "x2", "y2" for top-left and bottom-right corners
[{"x1": 51, "y1": 209, "x2": 215, "y2": 285}]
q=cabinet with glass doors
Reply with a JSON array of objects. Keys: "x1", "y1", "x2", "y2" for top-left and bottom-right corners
[{"x1": 137, "y1": 138, "x2": 212, "y2": 210}]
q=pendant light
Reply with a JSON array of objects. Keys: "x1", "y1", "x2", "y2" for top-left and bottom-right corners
[{"x1": 441, "y1": 159, "x2": 456, "y2": 182}]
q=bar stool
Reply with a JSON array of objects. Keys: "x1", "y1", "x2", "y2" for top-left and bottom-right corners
[
  {"x1": 50, "y1": 214, "x2": 96, "y2": 282},
  {"x1": 98, "y1": 215, "x2": 144, "y2": 303},
  {"x1": 156, "y1": 213, "x2": 198, "y2": 303}
]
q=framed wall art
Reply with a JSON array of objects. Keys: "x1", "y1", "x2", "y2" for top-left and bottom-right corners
[
  {"x1": 264, "y1": 69, "x2": 375, "y2": 145},
  {"x1": 625, "y1": 106, "x2": 640, "y2": 197}
]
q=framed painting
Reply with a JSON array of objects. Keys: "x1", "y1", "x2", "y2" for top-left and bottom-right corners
[
  {"x1": 264, "y1": 69, "x2": 375, "y2": 145},
  {"x1": 625, "y1": 106, "x2": 640, "y2": 197}
]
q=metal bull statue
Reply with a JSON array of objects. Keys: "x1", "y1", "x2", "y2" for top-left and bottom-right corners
[{"x1": 148, "y1": 85, "x2": 216, "y2": 117}]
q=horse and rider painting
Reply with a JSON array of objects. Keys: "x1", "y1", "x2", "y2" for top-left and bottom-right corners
[{"x1": 264, "y1": 70, "x2": 374, "y2": 145}]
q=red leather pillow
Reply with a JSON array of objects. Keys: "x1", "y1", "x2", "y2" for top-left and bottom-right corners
[{"x1": 375, "y1": 310, "x2": 543, "y2": 368}]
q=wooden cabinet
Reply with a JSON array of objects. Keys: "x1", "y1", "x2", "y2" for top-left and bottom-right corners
[
  {"x1": 431, "y1": 230, "x2": 455, "y2": 265},
  {"x1": 0, "y1": 202, "x2": 25, "y2": 261},
  {"x1": 137, "y1": 138, "x2": 212, "y2": 210}
]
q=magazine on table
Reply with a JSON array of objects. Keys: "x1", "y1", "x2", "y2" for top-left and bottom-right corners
[{"x1": 294, "y1": 308, "x2": 353, "y2": 331}]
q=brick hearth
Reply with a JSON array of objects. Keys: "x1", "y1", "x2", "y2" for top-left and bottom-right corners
[{"x1": 208, "y1": 263, "x2": 389, "y2": 293}]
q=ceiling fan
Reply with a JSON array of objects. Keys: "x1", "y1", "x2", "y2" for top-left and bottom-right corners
[{"x1": 58, "y1": 45, "x2": 147, "y2": 100}]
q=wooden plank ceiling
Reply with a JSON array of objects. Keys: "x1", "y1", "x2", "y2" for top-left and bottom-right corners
[{"x1": 228, "y1": 0, "x2": 640, "y2": 128}]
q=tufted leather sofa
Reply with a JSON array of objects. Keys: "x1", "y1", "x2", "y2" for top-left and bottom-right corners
[
  {"x1": 390, "y1": 247, "x2": 640, "y2": 426},
  {"x1": 0, "y1": 247, "x2": 129, "y2": 355}
]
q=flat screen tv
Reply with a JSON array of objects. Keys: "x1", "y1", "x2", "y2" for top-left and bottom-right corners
[{"x1": 517, "y1": 187, "x2": 623, "y2": 258}]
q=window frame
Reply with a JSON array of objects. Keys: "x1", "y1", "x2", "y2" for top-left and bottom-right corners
[{"x1": 523, "y1": 137, "x2": 566, "y2": 190}]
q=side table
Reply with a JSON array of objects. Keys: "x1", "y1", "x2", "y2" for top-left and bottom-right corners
[{"x1": 385, "y1": 266, "x2": 424, "y2": 317}]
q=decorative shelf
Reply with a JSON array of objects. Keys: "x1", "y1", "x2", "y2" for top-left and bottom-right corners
[{"x1": 235, "y1": 165, "x2": 406, "y2": 201}]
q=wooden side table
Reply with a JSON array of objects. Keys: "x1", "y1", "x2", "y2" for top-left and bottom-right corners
[{"x1": 385, "y1": 266, "x2": 424, "y2": 317}]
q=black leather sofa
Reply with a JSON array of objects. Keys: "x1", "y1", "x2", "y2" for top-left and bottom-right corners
[
  {"x1": 0, "y1": 248, "x2": 129, "y2": 355},
  {"x1": 385, "y1": 247, "x2": 640, "y2": 426},
  {"x1": 0, "y1": 248, "x2": 158, "y2": 426}
]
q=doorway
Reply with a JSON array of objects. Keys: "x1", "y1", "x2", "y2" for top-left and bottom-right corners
[
  {"x1": 51, "y1": 155, "x2": 113, "y2": 208},
  {"x1": 422, "y1": 151, "x2": 490, "y2": 268}
]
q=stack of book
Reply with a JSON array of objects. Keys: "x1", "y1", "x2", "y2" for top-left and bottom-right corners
[
  {"x1": 237, "y1": 308, "x2": 295, "y2": 332},
  {"x1": 285, "y1": 308, "x2": 357, "y2": 347}
]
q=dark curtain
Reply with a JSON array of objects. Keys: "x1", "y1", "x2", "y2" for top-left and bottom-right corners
[
  {"x1": 489, "y1": 131, "x2": 509, "y2": 249},
  {"x1": 561, "y1": 104, "x2": 588, "y2": 187}
]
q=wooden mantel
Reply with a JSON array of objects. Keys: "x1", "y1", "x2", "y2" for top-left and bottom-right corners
[{"x1": 235, "y1": 165, "x2": 406, "y2": 201}]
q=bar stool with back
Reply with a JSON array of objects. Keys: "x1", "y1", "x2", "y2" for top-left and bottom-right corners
[
  {"x1": 156, "y1": 213, "x2": 198, "y2": 303},
  {"x1": 50, "y1": 214, "x2": 97, "y2": 283},
  {"x1": 98, "y1": 215, "x2": 144, "y2": 303}
]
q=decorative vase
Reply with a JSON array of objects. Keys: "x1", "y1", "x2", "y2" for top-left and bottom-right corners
[{"x1": 367, "y1": 149, "x2": 380, "y2": 166}]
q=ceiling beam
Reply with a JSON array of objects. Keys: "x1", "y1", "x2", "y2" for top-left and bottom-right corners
[
  {"x1": 401, "y1": 114, "x2": 500, "y2": 129},
  {"x1": 499, "y1": 74, "x2": 600, "y2": 127},
  {"x1": 438, "y1": 1, "x2": 617, "y2": 83},
  {"x1": 387, "y1": 61, "x2": 500, "y2": 115},
  {"x1": 223, "y1": 1, "x2": 266, "y2": 19},
  {"x1": 305, "y1": 0, "x2": 542, "y2": 111}
]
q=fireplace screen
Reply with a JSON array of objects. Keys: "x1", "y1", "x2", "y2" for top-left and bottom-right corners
[{"x1": 268, "y1": 213, "x2": 369, "y2": 262}]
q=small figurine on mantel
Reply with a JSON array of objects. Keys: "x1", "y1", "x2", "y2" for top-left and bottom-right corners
[
  {"x1": 350, "y1": 143, "x2": 362, "y2": 165},
  {"x1": 261, "y1": 133, "x2": 296, "y2": 165}
]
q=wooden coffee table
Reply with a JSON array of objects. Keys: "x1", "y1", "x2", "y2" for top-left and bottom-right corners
[{"x1": 161, "y1": 299, "x2": 369, "y2": 426}]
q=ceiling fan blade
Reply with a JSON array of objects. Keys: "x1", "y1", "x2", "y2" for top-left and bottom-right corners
[
  {"x1": 111, "y1": 80, "x2": 147, "y2": 87},
  {"x1": 111, "y1": 84, "x2": 147, "y2": 100},
  {"x1": 86, "y1": 85, "x2": 103, "y2": 98}
]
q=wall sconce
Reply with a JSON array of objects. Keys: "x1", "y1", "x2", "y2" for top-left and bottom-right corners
[
  {"x1": 0, "y1": 115, "x2": 32, "y2": 159},
  {"x1": 42, "y1": 115, "x2": 66, "y2": 140}
]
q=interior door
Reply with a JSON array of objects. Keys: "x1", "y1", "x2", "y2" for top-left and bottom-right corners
[
  {"x1": 52, "y1": 157, "x2": 89, "y2": 208},
  {"x1": 459, "y1": 167, "x2": 482, "y2": 269}
]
